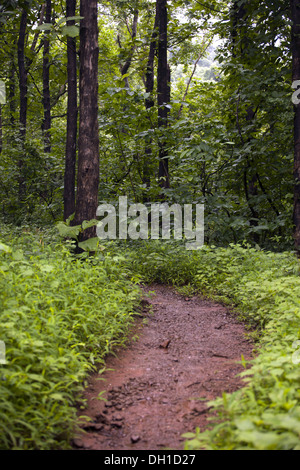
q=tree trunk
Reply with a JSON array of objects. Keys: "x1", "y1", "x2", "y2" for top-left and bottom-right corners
[
  {"x1": 74, "y1": 0, "x2": 99, "y2": 240},
  {"x1": 291, "y1": 0, "x2": 300, "y2": 252},
  {"x1": 143, "y1": 12, "x2": 158, "y2": 195},
  {"x1": 157, "y1": 0, "x2": 170, "y2": 190},
  {"x1": 64, "y1": 0, "x2": 78, "y2": 222},
  {"x1": 17, "y1": 5, "x2": 28, "y2": 200},
  {"x1": 42, "y1": 0, "x2": 52, "y2": 154}
]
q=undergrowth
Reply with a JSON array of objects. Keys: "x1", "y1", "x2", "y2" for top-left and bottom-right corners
[
  {"x1": 0, "y1": 227, "x2": 141, "y2": 449},
  {"x1": 2, "y1": 228, "x2": 300, "y2": 450}
]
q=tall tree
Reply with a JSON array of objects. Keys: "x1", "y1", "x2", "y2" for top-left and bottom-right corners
[
  {"x1": 143, "y1": 12, "x2": 158, "y2": 193},
  {"x1": 17, "y1": 4, "x2": 29, "y2": 199},
  {"x1": 291, "y1": 0, "x2": 300, "y2": 252},
  {"x1": 74, "y1": 0, "x2": 100, "y2": 239},
  {"x1": 42, "y1": 0, "x2": 52, "y2": 154},
  {"x1": 157, "y1": 0, "x2": 170, "y2": 190},
  {"x1": 64, "y1": 0, "x2": 78, "y2": 221},
  {"x1": 17, "y1": 2, "x2": 45, "y2": 200}
]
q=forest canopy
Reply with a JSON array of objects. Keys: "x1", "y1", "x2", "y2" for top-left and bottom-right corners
[{"x1": 0, "y1": 0, "x2": 297, "y2": 250}]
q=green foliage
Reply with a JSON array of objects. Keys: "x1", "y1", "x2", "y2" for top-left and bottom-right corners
[
  {"x1": 0, "y1": 228, "x2": 141, "y2": 449},
  {"x1": 0, "y1": 0, "x2": 294, "y2": 249},
  {"x1": 0, "y1": 0, "x2": 298, "y2": 452},
  {"x1": 0, "y1": 129, "x2": 64, "y2": 224},
  {"x1": 182, "y1": 246, "x2": 300, "y2": 450},
  {"x1": 34, "y1": 15, "x2": 83, "y2": 38}
]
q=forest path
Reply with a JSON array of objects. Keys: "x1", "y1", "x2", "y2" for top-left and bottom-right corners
[{"x1": 72, "y1": 284, "x2": 254, "y2": 451}]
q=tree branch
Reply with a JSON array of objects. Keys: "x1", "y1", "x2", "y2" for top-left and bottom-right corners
[
  {"x1": 30, "y1": 3, "x2": 46, "y2": 54},
  {"x1": 178, "y1": 36, "x2": 213, "y2": 118},
  {"x1": 119, "y1": 10, "x2": 139, "y2": 87},
  {"x1": 50, "y1": 82, "x2": 67, "y2": 108}
]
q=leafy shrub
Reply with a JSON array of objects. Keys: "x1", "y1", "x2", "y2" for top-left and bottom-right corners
[{"x1": 0, "y1": 230, "x2": 141, "y2": 449}]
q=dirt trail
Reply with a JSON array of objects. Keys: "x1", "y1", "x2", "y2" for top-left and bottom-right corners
[{"x1": 72, "y1": 284, "x2": 254, "y2": 451}]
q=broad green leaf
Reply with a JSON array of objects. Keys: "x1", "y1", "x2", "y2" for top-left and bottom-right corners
[
  {"x1": 66, "y1": 16, "x2": 84, "y2": 21},
  {"x1": 78, "y1": 237, "x2": 99, "y2": 252},
  {"x1": 82, "y1": 219, "x2": 99, "y2": 231},
  {"x1": 65, "y1": 212, "x2": 75, "y2": 226},
  {"x1": 56, "y1": 222, "x2": 81, "y2": 239},
  {"x1": 50, "y1": 393, "x2": 65, "y2": 401},
  {"x1": 0, "y1": 242, "x2": 11, "y2": 253},
  {"x1": 61, "y1": 25, "x2": 80, "y2": 38},
  {"x1": 36, "y1": 23, "x2": 53, "y2": 31}
]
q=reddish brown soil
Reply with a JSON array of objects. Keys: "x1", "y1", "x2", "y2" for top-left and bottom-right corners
[{"x1": 72, "y1": 284, "x2": 254, "y2": 451}]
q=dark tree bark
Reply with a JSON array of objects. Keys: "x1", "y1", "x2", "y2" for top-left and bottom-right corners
[
  {"x1": 64, "y1": 0, "x2": 78, "y2": 221},
  {"x1": 145, "y1": 14, "x2": 158, "y2": 111},
  {"x1": 16, "y1": 3, "x2": 45, "y2": 201},
  {"x1": 42, "y1": 0, "x2": 52, "y2": 154},
  {"x1": 74, "y1": 0, "x2": 100, "y2": 240},
  {"x1": 143, "y1": 12, "x2": 158, "y2": 194},
  {"x1": 18, "y1": 7, "x2": 28, "y2": 141},
  {"x1": 17, "y1": 5, "x2": 28, "y2": 200},
  {"x1": 291, "y1": 0, "x2": 300, "y2": 252},
  {"x1": 157, "y1": 0, "x2": 170, "y2": 190}
]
